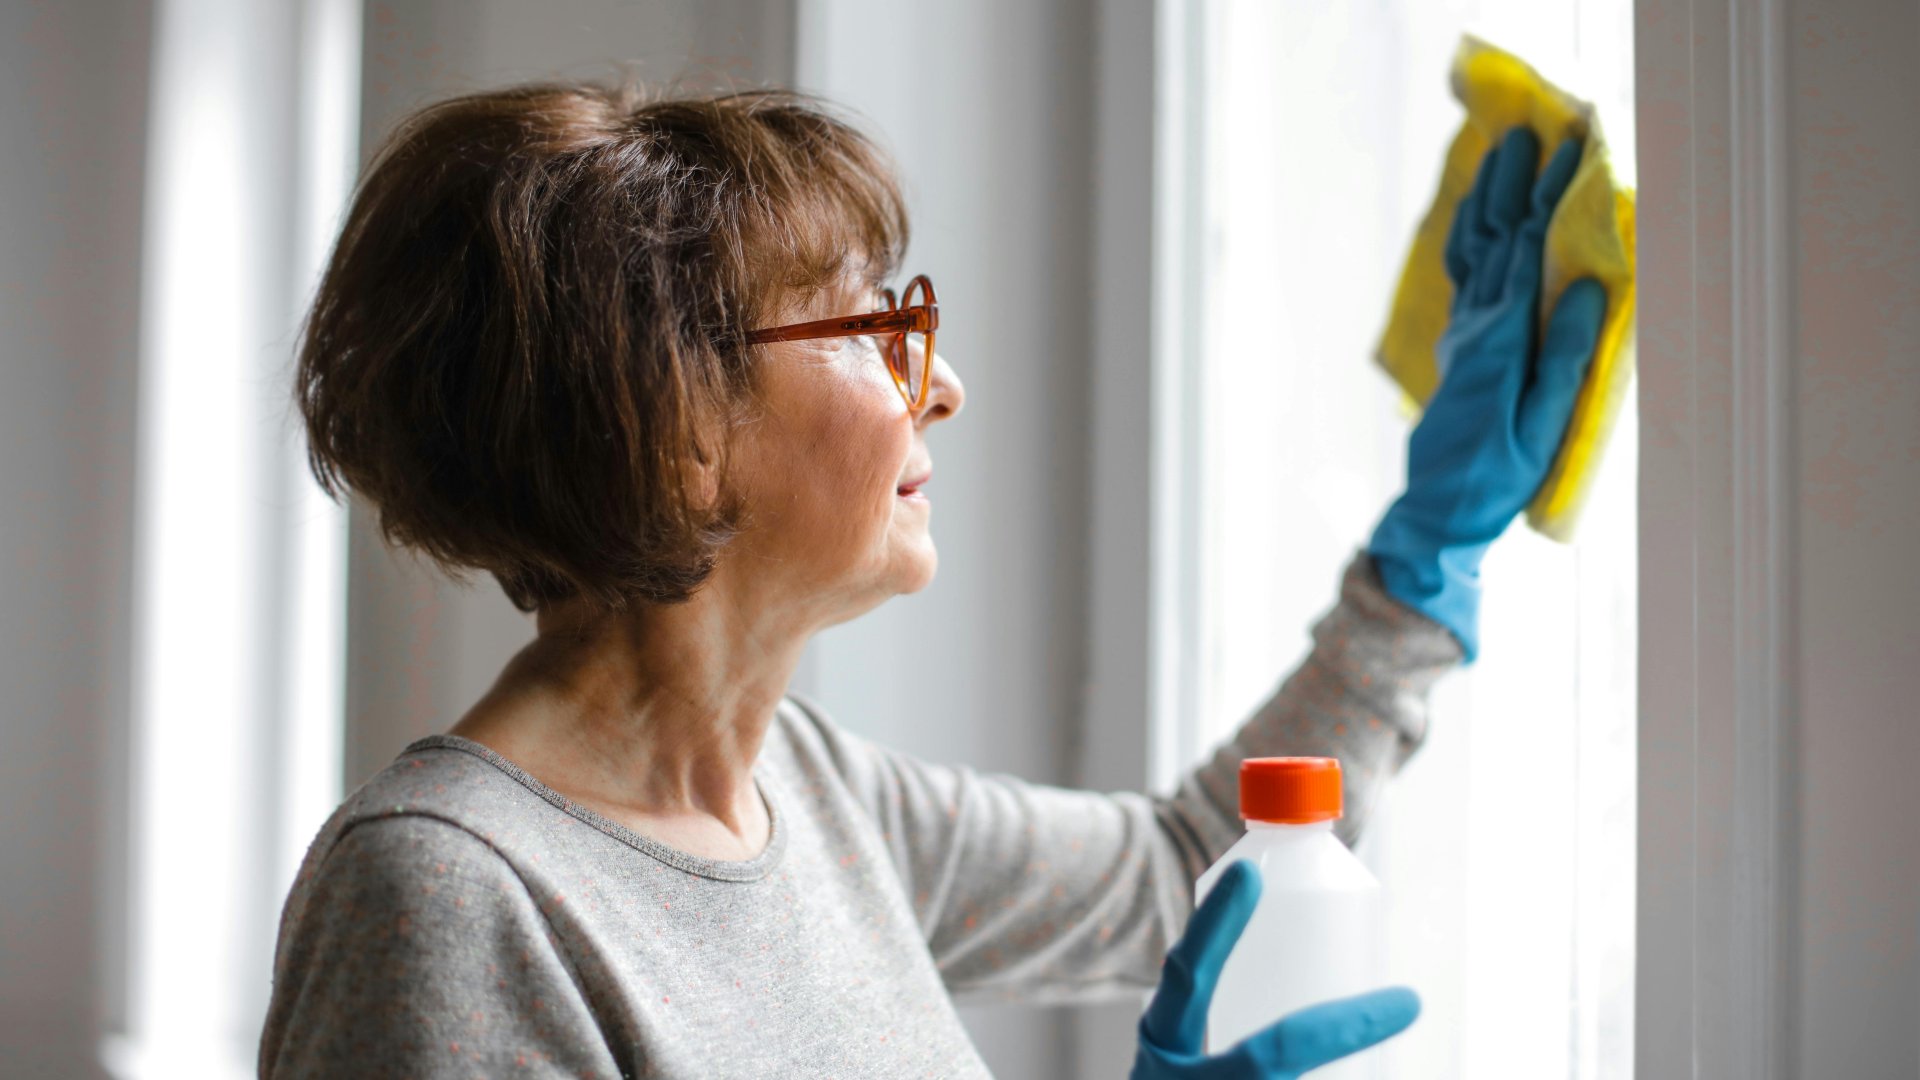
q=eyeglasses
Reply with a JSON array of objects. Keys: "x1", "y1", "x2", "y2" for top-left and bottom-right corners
[{"x1": 745, "y1": 273, "x2": 939, "y2": 411}]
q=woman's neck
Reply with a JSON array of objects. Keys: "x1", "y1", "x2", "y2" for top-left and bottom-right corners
[{"x1": 449, "y1": 575, "x2": 813, "y2": 860}]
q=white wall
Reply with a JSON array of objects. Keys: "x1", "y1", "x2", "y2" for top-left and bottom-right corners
[{"x1": 0, "y1": 4, "x2": 152, "y2": 1077}]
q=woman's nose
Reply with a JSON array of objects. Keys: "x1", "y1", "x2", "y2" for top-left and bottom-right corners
[{"x1": 915, "y1": 350, "x2": 964, "y2": 426}]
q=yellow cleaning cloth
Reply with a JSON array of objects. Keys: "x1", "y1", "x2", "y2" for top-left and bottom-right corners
[{"x1": 1376, "y1": 36, "x2": 1637, "y2": 542}]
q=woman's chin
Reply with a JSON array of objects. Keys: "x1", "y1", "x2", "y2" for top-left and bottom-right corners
[
  {"x1": 823, "y1": 548, "x2": 936, "y2": 629},
  {"x1": 890, "y1": 539, "x2": 938, "y2": 595}
]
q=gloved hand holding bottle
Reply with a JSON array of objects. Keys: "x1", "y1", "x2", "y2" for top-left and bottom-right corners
[
  {"x1": 1131, "y1": 861, "x2": 1419, "y2": 1079},
  {"x1": 1368, "y1": 127, "x2": 1609, "y2": 661}
]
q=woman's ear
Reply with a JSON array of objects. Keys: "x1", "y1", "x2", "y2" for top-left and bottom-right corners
[
  {"x1": 689, "y1": 441, "x2": 721, "y2": 513},
  {"x1": 697, "y1": 465, "x2": 722, "y2": 513},
  {"x1": 691, "y1": 411, "x2": 747, "y2": 515}
]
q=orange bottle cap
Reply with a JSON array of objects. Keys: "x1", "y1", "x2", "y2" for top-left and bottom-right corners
[{"x1": 1239, "y1": 757, "x2": 1343, "y2": 824}]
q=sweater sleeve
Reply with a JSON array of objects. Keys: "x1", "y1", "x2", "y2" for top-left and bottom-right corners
[
  {"x1": 259, "y1": 815, "x2": 626, "y2": 1080},
  {"x1": 1166, "y1": 551, "x2": 1464, "y2": 860},
  {"x1": 791, "y1": 552, "x2": 1460, "y2": 1006}
]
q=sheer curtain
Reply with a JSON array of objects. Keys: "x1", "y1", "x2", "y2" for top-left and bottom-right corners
[{"x1": 1176, "y1": 3, "x2": 1636, "y2": 1076}]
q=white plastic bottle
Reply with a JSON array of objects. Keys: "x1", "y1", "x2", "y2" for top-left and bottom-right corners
[{"x1": 1195, "y1": 757, "x2": 1385, "y2": 1077}]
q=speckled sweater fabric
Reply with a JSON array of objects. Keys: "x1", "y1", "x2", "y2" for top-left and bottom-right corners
[{"x1": 259, "y1": 554, "x2": 1459, "y2": 1078}]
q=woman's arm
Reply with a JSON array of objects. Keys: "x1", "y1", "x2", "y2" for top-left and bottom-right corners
[
  {"x1": 1162, "y1": 551, "x2": 1461, "y2": 860},
  {"x1": 260, "y1": 815, "x2": 625, "y2": 1079},
  {"x1": 787, "y1": 552, "x2": 1458, "y2": 1007}
]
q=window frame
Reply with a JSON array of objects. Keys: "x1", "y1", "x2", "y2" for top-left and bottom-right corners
[{"x1": 1633, "y1": 0, "x2": 1798, "y2": 1074}]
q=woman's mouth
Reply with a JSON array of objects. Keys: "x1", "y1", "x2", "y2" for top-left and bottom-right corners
[{"x1": 896, "y1": 468, "x2": 932, "y2": 499}]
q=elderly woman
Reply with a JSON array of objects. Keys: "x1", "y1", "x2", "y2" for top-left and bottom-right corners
[{"x1": 261, "y1": 83, "x2": 1600, "y2": 1078}]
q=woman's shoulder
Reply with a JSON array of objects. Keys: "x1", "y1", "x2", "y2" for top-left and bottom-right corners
[
  {"x1": 295, "y1": 809, "x2": 506, "y2": 910},
  {"x1": 281, "y1": 736, "x2": 596, "y2": 930},
  {"x1": 280, "y1": 741, "x2": 540, "y2": 923},
  {"x1": 320, "y1": 736, "x2": 546, "y2": 855},
  {"x1": 261, "y1": 763, "x2": 601, "y2": 1077}
]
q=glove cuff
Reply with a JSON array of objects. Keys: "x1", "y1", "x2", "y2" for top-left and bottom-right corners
[{"x1": 1366, "y1": 515, "x2": 1486, "y2": 663}]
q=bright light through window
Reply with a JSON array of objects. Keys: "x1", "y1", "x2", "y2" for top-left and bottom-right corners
[
  {"x1": 1178, "y1": 2, "x2": 1636, "y2": 1076},
  {"x1": 108, "y1": 1, "x2": 358, "y2": 1076}
]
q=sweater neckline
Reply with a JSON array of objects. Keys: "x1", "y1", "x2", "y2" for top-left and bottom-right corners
[{"x1": 402, "y1": 733, "x2": 789, "y2": 883}]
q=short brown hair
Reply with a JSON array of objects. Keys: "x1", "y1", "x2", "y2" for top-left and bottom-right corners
[{"x1": 297, "y1": 82, "x2": 908, "y2": 611}]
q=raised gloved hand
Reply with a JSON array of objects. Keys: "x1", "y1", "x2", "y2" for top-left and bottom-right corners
[
  {"x1": 1368, "y1": 127, "x2": 1609, "y2": 662},
  {"x1": 1131, "y1": 861, "x2": 1419, "y2": 1079}
]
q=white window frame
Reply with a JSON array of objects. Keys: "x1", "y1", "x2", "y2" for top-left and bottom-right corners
[
  {"x1": 1076, "y1": 0, "x2": 1798, "y2": 1076},
  {"x1": 1633, "y1": 0, "x2": 1797, "y2": 1075},
  {"x1": 1069, "y1": 2, "x2": 1202, "y2": 1071}
]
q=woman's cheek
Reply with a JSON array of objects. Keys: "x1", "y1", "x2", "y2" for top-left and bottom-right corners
[
  {"x1": 823, "y1": 365, "x2": 912, "y2": 486},
  {"x1": 810, "y1": 380, "x2": 909, "y2": 530}
]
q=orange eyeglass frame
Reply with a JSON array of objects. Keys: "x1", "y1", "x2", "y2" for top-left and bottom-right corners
[{"x1": 744, "y1": 274, "x2": 939, "y2": 411}]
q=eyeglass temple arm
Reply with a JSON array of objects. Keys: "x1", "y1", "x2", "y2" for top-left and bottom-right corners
[{"x1": 744, "y1": 305, "x2": 935, "y2": 346}]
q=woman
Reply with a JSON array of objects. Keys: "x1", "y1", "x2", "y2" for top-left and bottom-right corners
[{"x1": 262, "y1": 82, "x2": 1601, "y2": 1078}]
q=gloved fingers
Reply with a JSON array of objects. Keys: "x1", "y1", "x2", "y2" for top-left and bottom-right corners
[
  {"x1": 1501, "y1": 217, "x2": 1547, "y2": 309},
  {"x1": 1237, "y1": 986, "x2": 1422, "y2": 1074},
  {"x1": 1445, "y1": 142, "x2": 1501, "y2": 301},
  {"x1": 1530, "y1": 135, "x2": 1584, "y2": 221},
  {"x1": 1502, "y1": 136, "x2": 1586, "y2": 305},
  {"x1": 1517, "y1": 278, "x2": 1607, "y2": 466},
  {"x1": 1483, "y1": 126, "x2": 1541, "y2": 235},
  {"x1": 1471, "y1": 127, "x2": 1540, "y2": 307},
  {"x1": 1139, "y1": 861, "x2": 1263, "y2": 1057},
  {"x1": 1443, "y1": 197, "x2": 1472, "y2": 294}
]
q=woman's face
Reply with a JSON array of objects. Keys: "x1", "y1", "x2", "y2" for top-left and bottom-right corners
[{"x1": 724, "y1": 275, "x2": 964, "y2": 626}]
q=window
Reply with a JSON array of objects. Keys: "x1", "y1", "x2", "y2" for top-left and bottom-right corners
[
  {"x1": 105, "y1": 1, "x2": 359, "y2": 1075},
  {"x1": 1169, "y1": 2, "x2": 1636, "y2": 1075}
]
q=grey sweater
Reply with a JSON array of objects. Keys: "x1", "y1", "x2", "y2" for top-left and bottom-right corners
[{"x1": 259, "y1": 555, "x2": 1458, "y2": 1078}]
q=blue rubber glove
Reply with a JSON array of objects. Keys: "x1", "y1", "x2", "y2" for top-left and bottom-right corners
[
  {"x1": 1368, "y1": 127, "x2": 1609, "y2": 662},
  {"x1": 1132, "y1": 861, "x2": 1420, "y2": 1079}
]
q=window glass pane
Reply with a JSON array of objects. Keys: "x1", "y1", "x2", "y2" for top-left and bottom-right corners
[{"x1": 1184, "y1": 2, "x2": 1636, "y2": 1076}]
